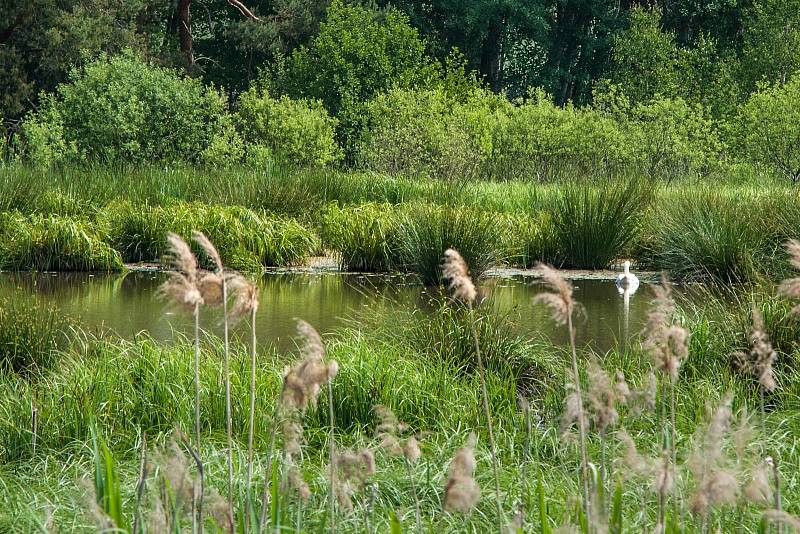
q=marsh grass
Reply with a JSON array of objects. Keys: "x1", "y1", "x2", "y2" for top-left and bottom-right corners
[
  {"x1": 0, "y1": 212, "x2": 123, "y2": 271},
  {"x1": 103, "y1": 201, "x2": 318, "y2": 270},
  {"x1": 398, "y1": 204, "x2": 501, "y2": 284},
  {"x1": 550, "y1": 179, "x2": 651, "y2": 269},
  {"x1": 0, "y1": 298, "x2": 73, "y2": 374},
  {"x1": 644, "y1": 191, "x2": 767, "y2": 282},
  {"x1": 320, "y1": 203, "x2": 402, "y2": 272}
]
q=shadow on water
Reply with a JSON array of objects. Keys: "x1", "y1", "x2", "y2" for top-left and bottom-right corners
[{"x1": 0, "y1": 271, "x2": 664, "y2": 353}]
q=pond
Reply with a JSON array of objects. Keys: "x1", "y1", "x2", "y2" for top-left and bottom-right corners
[{"x1": 0, "y1": 271, "x2": 660, "y2": 353}]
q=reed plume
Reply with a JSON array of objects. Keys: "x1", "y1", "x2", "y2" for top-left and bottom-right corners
[
  {"x1": 191, "y1": 230, "x2": 235, "y2": 526},
  {"x1": 642, "y1": 276, "x2": 687, "y2": 525},
  {"x1": 586, "y1": 360, "x2": 625, "y2": 503},
  {"x1": 778, "y1": 239, "x2": 800, "y2": 314},
  {"x1": 374, "y1": 405, "x2": 422, "y2": 529},
  {"x1": 226, "y1": 274, "x2": 260, "y2": 533},
  {"x1": 688, "y1": 394, "x2": 739, "y2": 527},
  {"x1": 733, "y1": 308, "x2": 777, "y2": 438},
  {"x1": 158, "y1": 232, "x2": 205, "y2": 530},
  {"x1": 534, "y1": 263, "x2": 589, "y2": 520},
  {"x1": 442, "y1": 248, "x2": 504, "y2": 529},
  {"x1": 330, "y1": 448, "x2": 376, "y2": 511},
  {"x1": 444, "y1": 433, "x2": 481, "y2": 514},
  {"x1": 259, "y1": 320, "x2": 338, "y2": 533}
]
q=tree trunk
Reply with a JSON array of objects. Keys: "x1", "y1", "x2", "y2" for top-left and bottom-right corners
[
  {"x1": 479, "y1": 17, "x2": 504, "y2": 92},
  {"x1": 177, "y1": 0, "x2": 194, "y2": 68}
]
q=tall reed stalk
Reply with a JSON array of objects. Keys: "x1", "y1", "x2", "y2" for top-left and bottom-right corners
[
  {"x1": 159, "y1": 232, "x2": 206, "y2": 530},
  {"x1": 533, "y1": 264, "x2": 590, "y2": 521},
  {"x1": 442, "y1": 248, "x2": 505, "y2": 531},
  {"x1": 193, "y1": 231, "x2": 234, "y2": 529}
]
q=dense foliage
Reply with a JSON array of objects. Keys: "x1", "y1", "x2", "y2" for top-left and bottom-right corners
[{"x1": 2, "y1": 0, "x2": 800, "y2": 181}]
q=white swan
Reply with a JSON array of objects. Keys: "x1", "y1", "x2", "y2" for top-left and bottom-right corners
[{"x1": 615, "y1": 260, "x2": 639, "y2": 293}]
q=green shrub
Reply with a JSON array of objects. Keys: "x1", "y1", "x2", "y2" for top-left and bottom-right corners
[
  {"x1": 624, "y1": 97, "x2": 723, "y2": 179},
  {"x1": 0, "y1": 212, "x2": 123, "y2": 271},
  {"x1": 281, "y1": 0, "x2": 438, "y2": 156},
  {"x1": 103, "y1": 201, "x2": 318, "y2": 270},
  {"x1": 236, "y1": 88, "x2": 340, "y2": 167},
  {"x1": 17, "y1": 95, "x2": 77, "y2": 167},
  {"x1": 0, "y1": 298, "x2": 73, "y2": 375},
  {"x1": 489, "y1": 89, "x2": 630, "y2": 180},
  {"x1": 735, "y1": 77, "x2": 800, "y2": 183},
  {"x1": 19, "y1": 53, "x2": 232, "y2": 165},
  {"x1": 320, "y1": 202, "x2": 401, "y2": 271},
  {"x1": 397, "y1": 204, "x2": 501, "y2": 284},
  {"x1": 550, "y1": 179, "x2": 651, "y2": 269},
  {"x1": 357, "y1": 87, "x2": 507, "y2": 180}
]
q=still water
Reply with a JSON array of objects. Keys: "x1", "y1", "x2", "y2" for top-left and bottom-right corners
[{"x1": 0, "y1": 271, "x2": 658, "y2": 353}]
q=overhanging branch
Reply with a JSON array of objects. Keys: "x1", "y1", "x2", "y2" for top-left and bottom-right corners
[{"x1": 226, "y1": 0, "x2": 260, "y2": 21}]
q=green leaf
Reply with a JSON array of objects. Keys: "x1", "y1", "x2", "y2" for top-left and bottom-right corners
[{"x1": 390, "y1": 511, "x2": 402, "y2": 534}]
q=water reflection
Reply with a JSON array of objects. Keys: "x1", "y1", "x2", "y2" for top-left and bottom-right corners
[{"x1": 0, "y1": 271, "x2": 657, "y2": 353}]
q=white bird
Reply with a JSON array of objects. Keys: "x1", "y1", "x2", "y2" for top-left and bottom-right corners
[{"x1": 615, "y1": 260, "x2": 639, "y2": 293}]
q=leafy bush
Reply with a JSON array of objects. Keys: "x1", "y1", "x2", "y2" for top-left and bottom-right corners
[
  {"x1": 735, "y1": 77, "x2": 800, "y2": 182},
  {"x1": 19, "y1": 53, "x2": 232, "y2": 165},
  {"x1": 236, "y1": 88, "x2": 340, "y2": 167},
  {"x1": 281, "y1": 0, "x2": 438, "y2": 156},
  {"x1": 320, "y1": 202, "x2": 401, "y2": 271},
  {"x1": 357, "y1": 87, "x2": 508, "y2": 180},
  {"x1": 550, "y1": 179, "x2": 652, "y2": 269},
  {"x1": 624, "y1": 97, "x2": 723, "y2": 179},
  {"x1": 0, "y1": 212, "x2": 123, "y2": 271},
  {"x1": 489, "y1": 90, "x2": 630, "y2": 180},
  {"x1": 397, "y1": 204, "x2": 501, "y2": 284},
  {"x1": 0, "y1": 298, "x2": 73, "y2": 375}
]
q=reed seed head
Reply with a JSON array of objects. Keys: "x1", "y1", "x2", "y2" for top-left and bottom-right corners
[
  {"x1": 159, "y1": 233, "x2": 203, "y2": 310},
  {"x1": 442, "y1": 248, "x2": 477, "y2": 303},
  {"x1": 197, "y1": 271, "x2": 223, "y2": 306},
  {"x1": 331, "y1": 448, "x2": 376, "y2": 510},
  {"x1": 533, "y1": 263, "x2": 574, "y2": 325},
  {"x1": 280, "y1": 320, "x2": 338, "y2": 412},
  {"x1": 587, "y1": 360, "x2": 619, "y2": 435},
  {"x1": 733, "y1": 308, "x2": 777, "y2": 393},
  {"x1": 404, "y1": 436, "x2": 422, "y2": 463},
  {"x1": 559, "y1": 385, "x2": 586, "y2": 442},
  {"x1": 764, "y1": 510, "x2": 800, "y2": 530},
  {"x1": 643, "y1": 277, "x2": 688, "y2": 382},
  {"x1": 744, "y1": 459, "x2": 773, "y2": 505},
  {"x1": 192, "y1": 231, "x2": 223, "y2": 273},
  {"x1": 779, "y1": 240, "x2": 800, "y2": 314},
  {"x1": 444, "y1": 433, "x2": 480, "y2": 513},
  {"x1": 227, "y1": 274, "x2": 259, "y2": 322}
]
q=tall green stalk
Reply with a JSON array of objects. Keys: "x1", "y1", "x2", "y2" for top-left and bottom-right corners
[
  {"x1": 467, "y1": 302, "x2": 505, "y2": 531},
  {"x1": 245, "y1": 306, "x2": 257, "y2": 533}
]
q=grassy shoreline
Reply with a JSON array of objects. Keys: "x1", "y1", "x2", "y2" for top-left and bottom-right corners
[
  {"x1": 2, "y1": 165, "x2": 800, "y2": 282},
  {"x1": 1, "y1": 280, "x2": 799, "y2": 531}
]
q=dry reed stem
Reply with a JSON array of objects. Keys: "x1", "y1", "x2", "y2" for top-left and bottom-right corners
[
  {"x1": 192, "y1": 231, "x2": 234, "y2": 528},
  {"x1": 534, "y1": 263, "x2": 590, "y2": 522},
  {"x1": 159, "y1": 232, "x2": 205, "y2": 527},
  {"x1": 442, "y1": 248, "x2": 505, "y2": 529}
]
